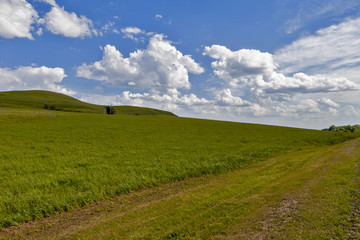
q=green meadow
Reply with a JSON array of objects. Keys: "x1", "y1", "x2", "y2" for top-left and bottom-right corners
[
  {"x1": 0, "y1": 90, "x2": 359, "y2": 237},
  {"x1": 0, "y1": 90, "x2": 175, "y2": 116}
]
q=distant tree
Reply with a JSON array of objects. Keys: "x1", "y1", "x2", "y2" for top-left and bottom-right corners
[
  {"x1": 44, "y1": 104, "x2": 56, "y2": 110},
  {"x1": 327, "y1": 124, "x2": 360, "y2": 133},
  {"x1": 328, "y1": 125, "x2": 336, "y2": 131},
  {"x1": 105, "y1": 106, "x2": 116, "y2": 115}
]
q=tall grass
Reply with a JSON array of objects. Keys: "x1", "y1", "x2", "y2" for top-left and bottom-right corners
[{"x1": 0, "y1": 109, "x2": 357, "y2": 228}]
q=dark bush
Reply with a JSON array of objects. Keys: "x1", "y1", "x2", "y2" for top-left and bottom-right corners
[
  {"x1": 44, "y1": 104, "x2": 56, "y2": 110},
  {"x1": 105, "y1": 106, "x2": 116, "y2": 115}
]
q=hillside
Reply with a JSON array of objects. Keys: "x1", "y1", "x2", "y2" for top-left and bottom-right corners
[
  {"x1": 0, "y1": 107, "x2": 358, "y2": 230},
  {"x1": 0, "y1": 90, "x2": 176, "y2": 116},
  {"x1": 0, "y1": 91, "x2": 359, "y2": 238}
]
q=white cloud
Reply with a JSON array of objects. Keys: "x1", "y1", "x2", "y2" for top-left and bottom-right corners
[
  {"x1": 201, "y1": 43, "x2": 360, "y2": 128},
  {"x1": 205, "y1": 44, "x2": 359, "y2": 94},
  {"x1": 78, "y1": 85, "x2": 355, "y2": 129},
  {"x1": 294, "y1": 99, "x2": 321, "y2": 113},
  {"x1": 204, "y1": 45, "x2": 276, "y2": 85},
  {"x1": 215, "y1": 89, "x2": 251, "y2": 106},
  {"x1": 42, "y1": 0, "x2": 96, "y2": 38},
  {"x1": 121, "y1": 91, "x2": 211, "y2": 107},
  {"x1": 275, "y1": 17, "x2": 360, "y2": 82},
  {"x1": 0, "y1": 65, "x2": 73, "y2": 94},
  {"x1": 121, "y1": 26, "x2": 144, "y2": 35},
  {"x1": 154, "y1": 14, "x2": 171, "y2": 24},
  {"x1": 254, "y1": 72, "x2": 358, "y2": 93},
  {"x1": 77, "y1": 34, "x2": 204, "y2": 93},
  {"x1": 76, "y1": 36, "x2": 358, "y2": 129},
  {"x1": 318, "y1": 98, "x2": 339, "y2": 108},
  {"x1": 285, "y1": 97, "x2": 342, "y2": 117},
  {"x1": 120, "y1": 26, "x2": 145, "y2": 41},
  {"x1": 100, "y1": 21, "x2": 117, "y2": 35},
  {"x1": 155, "y1": 14, "x2": 163, "y2": 19},
  {"x1": 36, "y1": 27, "x2": 43, "y2": 36},
  {"x1": 0, "y1": 0, "x2": 38, "y2": 39},
  {"x1": 282, "y1": 0, "x2": 360, "y2": 34}
]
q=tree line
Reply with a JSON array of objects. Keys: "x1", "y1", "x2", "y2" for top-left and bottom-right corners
[{"x1": 325, "y1": 124, "x2": 360, "y2": 133}]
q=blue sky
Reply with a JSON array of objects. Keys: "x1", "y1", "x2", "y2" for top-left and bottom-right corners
[{"x1": 1, "y1": 0, "x2": 360, "y2": 129}]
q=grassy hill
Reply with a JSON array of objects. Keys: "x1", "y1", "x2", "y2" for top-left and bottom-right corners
[
  {"x1": 0, "y1": 90, "x2": 359, "y2": 238},
  {"x1": 0, "y1": 90, "x2": 176, "y2": 116},
  {"x1": 0, "y1": 106, "x2": 358, "y2": 230}
]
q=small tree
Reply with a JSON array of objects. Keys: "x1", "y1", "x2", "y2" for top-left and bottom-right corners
[
  {"x1": 105, "y1": 106, "x2": 116, "y2": 115},
  {"x1": 44, "y1": 104, "x2": 56, "y2": 110}
]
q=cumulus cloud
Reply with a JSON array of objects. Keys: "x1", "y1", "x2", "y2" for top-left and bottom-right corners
[
  {"x1": 76, "y1": 37, "x2": 357, "y2": 127},
  {"x1": 275, "y1": 17, "x2": 360, "y2": 81},
  {"x1": 205, "y1": 44, "x2": 359, "y2": 94},
  {"x1": 286, "y1": 97, "x2": 342, "y2": 116},
  {"x1": 201, "y1": 42, "x2": 360, "y2": 127},
  {"x1": 0, "y1": 66, "x2": 73, "y2": 94},
  {"x1": 0, "y1": 0, "x2": 38, "y2": 39},
  {"x1": 204, "y1": 45, "x2": 276, "y2": 85},
  {"x1": 293, "y1": 99, "x2": 321, "y2": 113},
  {"x1": 41, "y1": 0, "x2": 97, "y2": 38},
  {"x1": 215, "y1": 89, "x2": 251, "y2": 106},
  {"x1": 77, "y1": 34, "x2": 204, "y2": 93}
]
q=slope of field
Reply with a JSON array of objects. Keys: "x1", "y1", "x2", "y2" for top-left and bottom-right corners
[
  {"x1": 1, "y1": 138, "x2": 359, "y2": 239},
  {"x1": 0, "y1": 108, "x2": 358, "y2": 230},
  {"x1": 0, "y1": 90, "x2": 176, "y2": 116}
]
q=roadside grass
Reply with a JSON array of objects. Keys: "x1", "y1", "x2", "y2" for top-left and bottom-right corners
[{"x1": 0, "y1": 107, "x2": 358, "y2": 229}]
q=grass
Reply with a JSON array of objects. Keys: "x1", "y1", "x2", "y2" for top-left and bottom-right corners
[
  {"x1": 0, "y1": 105, "x2": 358, "y2": 229},
  {"x1": 0, "y1": 90, "x2": 175, "y2": 116},
  {"x1": 1, "y1": 138, "x2": 359, "y2": 239}
]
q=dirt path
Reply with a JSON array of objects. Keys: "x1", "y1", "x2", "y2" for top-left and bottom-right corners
[
  {"x1": 0, "y1": 175, "x2": 212, "y2": 239},
  {"x1": 1, "y1": 138, "x2": 360, "y2": 239},
  {"x1": 242, "y1": 138, "x2": 360, "y2": 239}
]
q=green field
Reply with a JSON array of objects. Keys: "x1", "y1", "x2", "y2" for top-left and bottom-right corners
[
  {"x1": 0, "y1": 90, "x2": 359, "y2": 238},
  {"x1": 0, "y1": 90, "x2": 175, "y2": 116},
  {"x1": 4, "y1": 138, "x2": 357, "y2": 239}
]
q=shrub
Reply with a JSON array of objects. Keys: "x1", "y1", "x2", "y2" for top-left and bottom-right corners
[
  {"x1": 44, "y1": 104, "x2": 56, "y2": 110},
  {"x1": 105, "y1": 106, "x2": 116, "y2": 115}
]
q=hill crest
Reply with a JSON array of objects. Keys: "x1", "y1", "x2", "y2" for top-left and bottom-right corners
[{"x1": 0, "y1": 90, "x2": 176, "y2": 116}]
